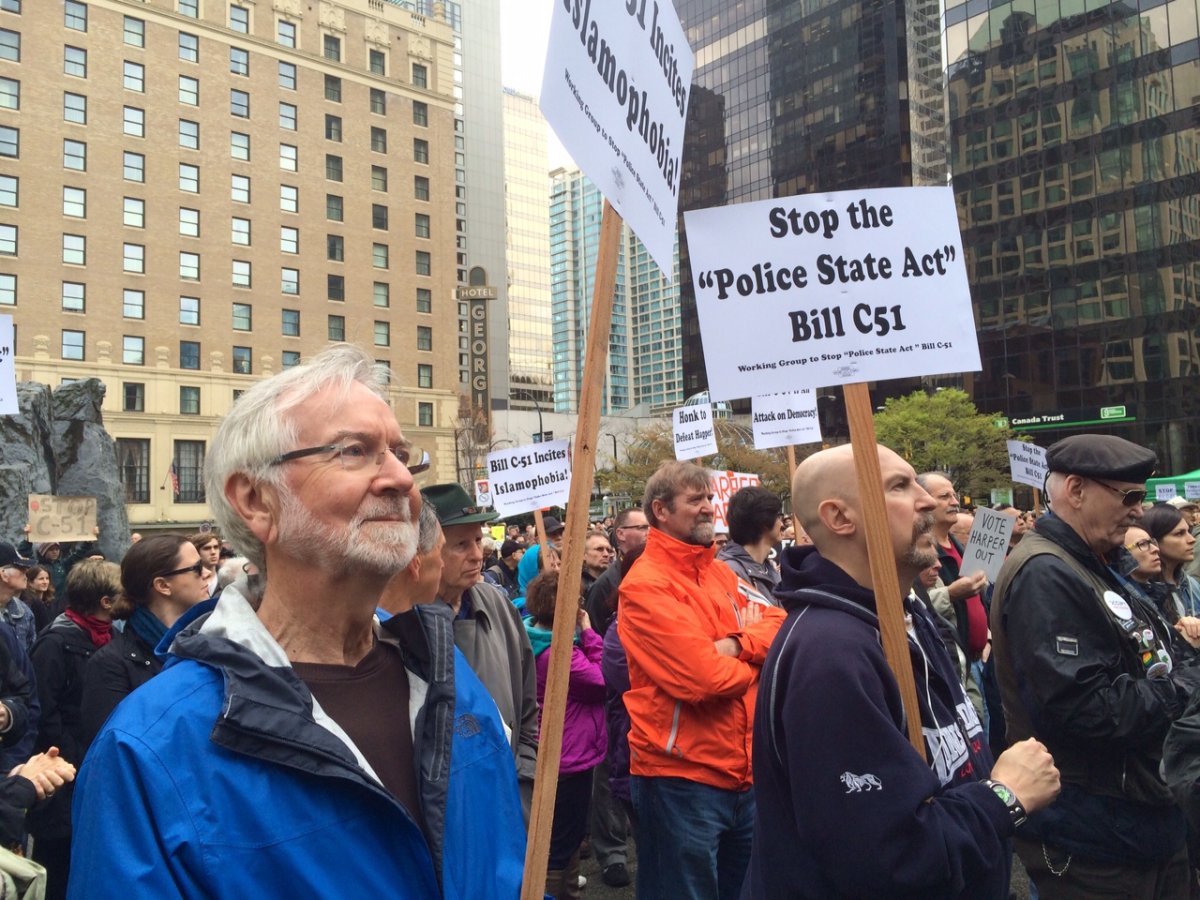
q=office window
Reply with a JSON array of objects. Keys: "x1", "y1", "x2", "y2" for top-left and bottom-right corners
[
  {"x1": 230, "y1": 89, "x2": 249, "y2": 118},
  {"x1": 0, "y1": 273, "x2": 13, "y2": 306},
  {"x1": 369, "y1": 48, "x2": 385, "y2": 75},
  {"x1": 180, "y1": 386, "x2": 200, "y2": 414},
  {"x1": 65, "y1": 1, "x2": 87, "y2": 31},
  {"x1": 179, "y1": 0, "x2": 198, "y2": 16},
  {"x1": 280, "y1": 184, "x2": 297, "y2": 212},
  {"x1": 415, "y1": 250, "x2": 431, "y2": 275},
  {"x1": 122, "y1": 386, "x2": 144, "y2": 413},
  {"x1": 123, "y1": 106, "x2": 144, "y2": 137},
  {"x1": 0, "y1": 224, "x2": 12, "y2": 256},
  {"x1": 327, "y1": 234, "x2": 344, "y2": 261},
  {"x1": 418, "y1": 402, "x2": 433, "y2": 427},
  {"x1": 174, "y1": 440, "x2": 206, "y2": 502},
  {"x1": 327, "y1": 274, "x2": 344, "y2": 301},
  {"x1": 373, "y1": 205, "x2": 389, "y2": 230},
  {"x1": 230, "y1": 5, "x2": 249, "y2": 33},
  {"x1": 124, "y1": 289, "x2": 144, "y2": 319},
  {"x1": 178, "y1": 251, "x2": 198, "y2": 279},
  {"x1": 371, "y1": 128, "x2": 387, "y2": 153},
  {"x1": 415, "y1": 213, "x2": 430, "y2": 238},
  {"x1": 278, "y1": 60, "x2": 296, "y2": 90},
  {"x1": 280, "y1": 226, "x2": 298, "y2": 254},
  {"x1": 178, "y1": 32, "x2": 198, "y2": 61},
  {"x1": 231, "y1": 347, "x2": 251, "y2": 374},
  {"x1": 413, "y1": 139, "x2": 428, "y2": 163},
  {"x1": 373, "y1": 244, "x2": 389, "y2": 269},
  {"x1": 123, "y1": 61, "x2": 144, "y2": 92},
  {"x1": 281, "y1": 309, "x2": 299, "y2": 336},
  {"x1": 417, "y1": 364, "x2": 432, "y2": 388},
  {"x1": 417, "y1": 326, "x2": 432, "y2": 351},
  {"x1": 326, "y1": 194, "x2": 343, "y2": 221},
  {"x1": 63, "y1": 139, "x2": 85, "y2": 170},
  {"x1": 323, "y1": 34, "x2": 340, "y2": 61},
  {"x1": 63, "y1": 234, "x2": 85, "y2": 265},
  {"x1": 62, "y1": 282, "x2": 85, "y2": 312},
  {"x1": 279, "y1": 143, "x2": 297, "y2": 171},
  {"x1": 414, "y1": 176, "x2": 430, "y2": 201},
  {"x1": 63, "y1": 186, "x2": 86, "y2": 218},
  {"x1": 180, "y1": 340, "x2": 200, "y2": 369},
  {"x1": 413, "y1": 101, "x2": 428, "y2": 127},
  {"x1": 277, "y1": 20, "x2": 296, "y2": 47},
  {"x1": 328, "y1": 315, "x2": 345, "y2": 340},
  {"x1": 0, "y1": 78, "x2": 16, "y2": 111},
  {"x1": 179, "y1": 75, "x2": 198, "y2": 105},
  {"x1": 372, "y1": 166, "x2": 388, "y2": 192},
  {"x1": 179, "y1": 207, "x2": 199, "y2": 237},
  {"x1": 123, "y1": 197, "x2": 144, "y2": 228},
  {"x1": 123, "y1": 151, "x2": 144, "y2": 182},
  {"x1": 179, "y1": 296, "x2": 199, "y2": 325},
  {"x1": 230, "y1": 47, "x2": 248, "y2": 76},
  {"x1": 62, "y1": 330, "x2": 84, "y2": 360},
  {"x1": 370, "y1": 89, "x2": 385, "y2": 115},
  {"x1": 281, "y1": 351, "x2": 300, "y2": 368},
  {"x1": 124, "y1": 243, "x2": 145, "y2": 273},
  {"x1": 325, "y1": 155, "x2": 342, "y2": 181},
  {"x1": 281, "y1": 267, "x2": 298, "y2": 294},
  {"x1": 230, "y1": 131, "x2": 250, "y2": 160},
  {"x1": 324, "y1": 114, "x2": 342, "y2": 142},
  {"x1": 179, "y1": 119, "x2": 199, "y2": 149},
  {"x1": 123, "y1": 16, "x2": 144, "y2": 47},
  {"x1": 117, "y1": 438, "x2": 150, "y2": 502},
  {"x1": 0, "y1": 176, "x2": 16, "y2": 208},
  {"x1": 375, "y1": 282, "x2": 390, "y2": 308},
  {"x1": 123, "y1": 336, "x2": 144, "y2": 365},
  {"x1": 279, "y1": 102, "x2": 297, "y2": 130},
  {"x1": 374, "y1": 321, "x2": 390, "y2": 346},
  {"x1": 231, "y1": 217, "x2": 250, "y2": 245},
  {"x1": 64, "y1": 46, "x2": 86, "y2": 78},
  {"x1": 324, "y1": 74, "x2": 341, "y2": 102},
  {"x1": 0, "y1": 29, "x2": 17, "y2": 62},
  {"x1": 412, "y1": 63, "x2": 427, "y2": 88},
  {"x1": 232, "y1": 259, "x2": 251, "y2": 287},
  {"x1": 232, "y1": 302, "x2": 251, "y2": 331},
  {"x1": 231, "y1": 174, "x2": 250, "y2": 203},
  {"x1": 179, "y1": 163, "x2": 199, "y2": 192}
]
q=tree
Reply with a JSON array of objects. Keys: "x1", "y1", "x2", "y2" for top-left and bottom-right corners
[
  {"x1": 872, "y1": 388, "x2": 1020, "y2": 500},
  {"x1": 454, "y1": 396, "x2": 495, "y2": 489}
]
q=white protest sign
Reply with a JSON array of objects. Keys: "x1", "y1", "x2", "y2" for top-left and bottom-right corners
[
  {"x1": 752, "y1": 390, "x2": 822, "y2": 450},
  {"x1": 960, "y1": 507, "x2": 1014, "y2": 582},
  {"x1": 485, "y1": 439, "x2": 572, "y2": 517},
  {"x1": 1186, "y1": 482, "x2": 1200, "y2": 500},
  {"x1": 27, "y1": 494, "x2": 97, "y2": 542},
  {"x1": 0, "y1": 315, "x2": 14, "y2": 415},
  {"x1": 475, "y1": 478, "x2": 493, "y2": 509},
  {"x1": 673, "y1": 403, "x2": 718, "y2": 459},
  {"x1": 683, "y1": 187, "x2": 980, "y2": 400},
  {"x1": 1007, "y1": 441, "x2": 1047, "y2": 490},
  {"x1": 1157, "y1": 484, "x2": 1178, "y2": 502},
  {"x1": 709, "y1": 470, "x2": 760, "y2": 534},
  {"x1": 541, "y1": 0, "x2": 693, "y2": 277}
]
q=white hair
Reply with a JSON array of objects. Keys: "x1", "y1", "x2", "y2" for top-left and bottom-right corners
[{"x1": 416, "y1": 502, "x2": 442, "y2": 555}]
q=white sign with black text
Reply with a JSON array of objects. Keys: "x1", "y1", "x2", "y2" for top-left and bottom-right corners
[
  {"x1": 751, "y1": 390, "x2": 822, "y2": 450},
  {"x1": 709, "y1": 470, "x2": 760, "y2": 534},
  {"x1": 1007, "y1": 441, "x2": 1047, "y2": 490},
  {"x1": 1157, "y1": 484, "x2": 1178, "y2": 502},
  {"x1": 673, "y1": 403, "x2": 718, "y2": 460},
  {"x1": 485, "y1": 440, "x2": 572, "y2": 517},
  {"x1": 959, "y1": 507, "x2": 1014, "y2": 583},
  {"x1": 1187, "y1": 482, "x2": 1200, "y2": 500},
  {"x1": 0, "y1": 315, "x2": 14, "y2": 415}
]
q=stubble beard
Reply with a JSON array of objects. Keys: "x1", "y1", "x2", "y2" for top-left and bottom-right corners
[{"x1": 904, "y1": 512, "x2": 939, "y2": 569}]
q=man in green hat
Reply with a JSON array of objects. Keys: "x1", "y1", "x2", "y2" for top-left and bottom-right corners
[{"x1": 423, "y1": 483, "x2": 539, "y2": 819}]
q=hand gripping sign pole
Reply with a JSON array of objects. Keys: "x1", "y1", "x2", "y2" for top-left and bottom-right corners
[{"x1": 521, "y1": 201, "x2": 623, "y2": 900}]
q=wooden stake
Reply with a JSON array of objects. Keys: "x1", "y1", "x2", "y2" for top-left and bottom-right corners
[
  {"x1": 786, "y1": 445, "x2": 797, "y2": 479},
  {"x1": 842, "y1": 382, "x2": 926, "y2": 760},
  {"x1": 521, "y1": 200, "x2": 623, "y2": 900},
  {"x1": 1033, "y1": 488, "x2": 1042, "y2": 517},
  {"x1": 533, "y1": 509, "x2": 548, "y2": 550}
]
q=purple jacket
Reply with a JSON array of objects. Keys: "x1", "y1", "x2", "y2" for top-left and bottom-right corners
[
  {"x1": 528, "y1": 625, "x2": 607, "y2": 776},
  {"x1": 601, "y1": 618, "x2": 632, "y2": 804}
]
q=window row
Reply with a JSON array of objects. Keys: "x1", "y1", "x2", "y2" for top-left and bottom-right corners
[{"x1": 116, "y1": 437, "x2": 206, "y2": 504}]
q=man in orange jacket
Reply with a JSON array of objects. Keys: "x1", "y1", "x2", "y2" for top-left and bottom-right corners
[{"x1": 618, "y1": 460, "x2": 785, "y2": 900}]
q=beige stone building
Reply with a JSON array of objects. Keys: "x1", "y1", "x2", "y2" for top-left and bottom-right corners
[{"x1": 0, "y1": 0, "x2": 462, "y2": 532}]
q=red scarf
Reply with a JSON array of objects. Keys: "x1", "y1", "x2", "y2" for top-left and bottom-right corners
[{"x1": 64, "y1": 609, "x2": 113, "y2": 647}]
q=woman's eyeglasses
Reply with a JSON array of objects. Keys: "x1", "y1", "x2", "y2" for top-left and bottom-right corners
[
  {"x1": 158, "y1": 561, "x2": 206, "y2": 578},
  {"x1": 1126, "y1": 538, "x2": 1158, "y2": 553}
]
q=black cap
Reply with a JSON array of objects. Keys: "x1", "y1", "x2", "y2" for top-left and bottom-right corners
[
  {"x1": 1045, "y1": 434, "x2": 1157, "y2": 483},
  {"x1": 420, "y1": 483, "x2": 498, "y2": 527},
  {"x1": 0, "y1": 542, "x2": 32, "y2": 569},
  {"x1": 500, "y1": 540, "x2": 522, "y2": 559},
  {"x1": 543, "y1": 516, "x2": 565, "y2": 535}
]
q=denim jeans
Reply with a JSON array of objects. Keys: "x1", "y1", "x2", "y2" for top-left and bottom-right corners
[{"x1": 630, "y1": 775, "x2": 755, "y2": 900}]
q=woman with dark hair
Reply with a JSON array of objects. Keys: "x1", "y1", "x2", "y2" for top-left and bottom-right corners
[
  {"x1": 79, "y1": 535, "x2": 212, "y2": 750},
  {"x1": 1142, "y1": 504, "x2": 1200, "y2": 655},
  {"x1": 20, "y1": 565, "x2": 54, "y2": 635}
]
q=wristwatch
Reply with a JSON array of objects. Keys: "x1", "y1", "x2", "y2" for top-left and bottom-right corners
[{"x1": 982, "y1": 779, "x2": 1027, "y2": 827}]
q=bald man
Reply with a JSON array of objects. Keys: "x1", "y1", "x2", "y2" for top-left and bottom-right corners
[{"x1": 743, "y1": 444, "x2": 1059, "y2": 900}]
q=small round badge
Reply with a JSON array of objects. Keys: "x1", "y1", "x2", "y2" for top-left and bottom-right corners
[{"x1": 1103, "y1": 591, "x2": 1132, "y2": 620}]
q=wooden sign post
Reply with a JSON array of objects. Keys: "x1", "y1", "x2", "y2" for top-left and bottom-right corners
[{"x1": 786, "y1": 445, "x2": 798, "y2": 480}]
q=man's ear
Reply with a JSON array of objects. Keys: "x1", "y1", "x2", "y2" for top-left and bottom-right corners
[
  {"x1": 818, "y1": 498, "x2": 855, "y2": 537},
  {"x1": 1062, "y1": 474, "x2": 1087, "y2": 510},
  {"x1": 226, "y1": 474, "x2": 278, "y2": 545}
]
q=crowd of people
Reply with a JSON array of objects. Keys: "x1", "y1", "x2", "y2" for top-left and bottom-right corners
[{"x1": 1, "y1": 344, "x2": 1199, "y2": 899}]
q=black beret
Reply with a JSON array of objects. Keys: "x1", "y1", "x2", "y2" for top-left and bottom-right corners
[
  {"x1": 500, "y1": 540, "x2": 522, "y2": 559},
  {"x1": 1045, "y1": 434, "x2": 1157, "y2": 483}
]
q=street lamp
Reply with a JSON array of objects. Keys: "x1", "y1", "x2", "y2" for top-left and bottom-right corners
[{"x1": 514, "y1": 388, "x2": 545, "y2": 443}]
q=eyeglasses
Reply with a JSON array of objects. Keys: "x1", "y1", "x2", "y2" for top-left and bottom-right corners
[
  {"x1": 617, "y1": 524, "x2": 649, "y2": 532},
  {"x1": 270, "y1": 442, "x2": 430, "y2": 475},
  {"x1": 158, "y1": 561, "x2": 206, "y2": 579},
  {"x1": 1127, "y1": 538, "x2": 1158, "y2": 553},
  {"x1": 1090, "y1": 478, "x2": 1147, "y2": 508}
]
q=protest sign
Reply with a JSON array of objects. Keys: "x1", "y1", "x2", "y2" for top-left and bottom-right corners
[
  {"x1": 1007, "y1": 441, "x2": 1047, "y2": 490},
  {"x1": 485, "y1": 440, "x2": 572, "y2": 517},
  {"x1": 752, "y1": 390, "x2": 821, "y2": 450},
  {"x1": 0, "y1": 315, "x2": 15, "y2": 415},
  {"x1": 475, "y1": 478, "x2": 493, "y2": 509},
  {"x1": 673, "y1": 403, "x2": 718, "y2": 459},
  {"x1": 709, "y1": 470, "x2": 760, "y2": 533},
  {"x1": 1187, "y1": 482, "x2": 1200, "y2": 500},
  {"x1": 959, "y1": 507, "x2": 1014, "y2": 582},
  {"x1": 541, "y1": 0, "x2": 693, "y2": 276},
  {"x1": 28, "y1": 494, "x2": 96, "y2": 542},
  {"x1": 683, "y1": 187, "x2": 980, "y2": 400},
  {"x1": 1157, "y1": 484, "x2": 1178, "y2": 502}
]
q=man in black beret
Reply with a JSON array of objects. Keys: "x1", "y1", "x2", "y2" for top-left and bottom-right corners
[{"x1": 991, "y1": 434, "x2": 1199, "y2": 897}]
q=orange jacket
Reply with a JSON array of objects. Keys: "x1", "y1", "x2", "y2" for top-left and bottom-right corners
[{"x1": 618, "y1": 527, "x2": 785, "y2": 791}]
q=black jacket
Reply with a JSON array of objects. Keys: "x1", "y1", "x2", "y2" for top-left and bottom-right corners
[
  {"x1": 585, "y1": 560, "x2": 622, "y2": 637},
  {"x1": 79, "y1": 627, "x2": 161, "y2": 754}
]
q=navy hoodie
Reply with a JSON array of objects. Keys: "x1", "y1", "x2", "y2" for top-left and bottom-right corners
[{"x1": 744, "y1": 545, "x2": 1014, "y2": 899}]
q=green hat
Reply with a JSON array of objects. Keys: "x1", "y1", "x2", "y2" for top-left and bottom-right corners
[{"x1": 421, "y1": 483, "x2": 498, "y2": 527}]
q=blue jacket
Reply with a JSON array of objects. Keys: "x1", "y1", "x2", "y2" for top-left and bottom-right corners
[
  {"x1": 69, "y1": 587, "x2": 525, "y2": 899},
  {"x1": 745, "y1": 545, "x2": 1012, "y2": 899}
]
